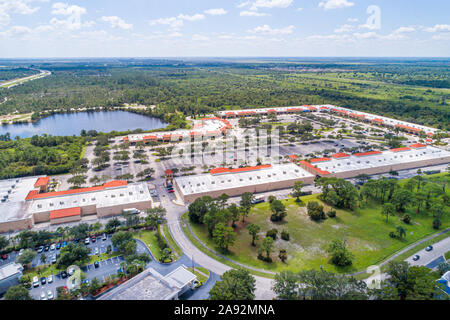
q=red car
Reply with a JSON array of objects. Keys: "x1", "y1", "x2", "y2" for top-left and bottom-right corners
[
  {"x1": 1, "y1": 254, "x2": 8, "y2": 260},
  {"x1": 168, "y1": 190, "x2": 175, "y2": 193},
  {"x1": 91, "y1": 236, "x2": 96, "y2": 243}
]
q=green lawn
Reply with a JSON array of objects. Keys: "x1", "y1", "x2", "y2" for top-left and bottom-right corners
[
  {"x1": 189, "y1": 194, "x2": 449, "y2": 274},
  {"x1": 163, "y1": 224, "x2": 183, "y2": 257},
  {"x1": 134, "y1": 230, "x2": 163, "y2": 261},
  {"x1": 188, "y1": 267, "x2": 210, "y2": 284},
  {"x1": 445, "y1": 251, "x2": 450, "y2": 261}
]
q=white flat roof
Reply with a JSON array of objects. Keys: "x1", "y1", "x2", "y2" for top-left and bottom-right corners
[
  {"x1": 163, "y1": 265, "x2": 196, "y2": 290},
  {"x1": 0, "y1": 263, "x2": 23, "y2": 281},
  {"x1": 28, "y1": 183, "x2": 151, "y2": 215},
  {"x1": 175, "y1": 163, "x2": 314, "y2": 196},
  {"x1": 216, "y1": 105, "x2": 325, "y2": 116},
  {"x1": 0, "y1": 176, "x2": 40, "y2": 223},
  {"x1": 313, "y1": 146, "x2": 450, "y2": 174}
]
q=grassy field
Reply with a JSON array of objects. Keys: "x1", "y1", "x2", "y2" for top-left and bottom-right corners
[
  {"x1": 134, "y1": 230, "x2": 163, "y2": 261},
  {"x1": 188, "y1": 267, "x2": 210, "y2": 284},
  {"x1": 163, "y1": 224, "x2": 183, "y2": 257},
  {"x1": 189, "y1": 194, "x2": 449, "y2": 274}
]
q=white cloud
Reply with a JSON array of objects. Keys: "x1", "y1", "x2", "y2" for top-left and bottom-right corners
[
  {"x1": 204, "y1": 8, "x2": 227, "y2": 16},
  {"x1": 50, "y1": 2, "x2": 93, "y2": 30},
  {"x1": 192, "y1": 34, "x2": 210, "y2": 41},
  {"x1": 334, "y1": 24, "x2": 354, "y2": 33},
  {"x1": 177, "y1": 13, "x2": 205, "y2": 22},
  {"x1": 240, "y1": 11, "x2": 269, "y2": 17},
  {"x1": 423, "y1": 24, "x2": 450, "y2": 32},
  {"x1": 101, "y1": 16, "x2": 133, "y2": 30},
  {"x1": 353, "y1": 32, "x2": 377, "y2": 40},
  {"x1": 238, "y1": 0, "x2": 293, "y2": 11},
  {"x1": 0, "y1": 0, "x2": 43, "y2": 26},
  {"x1": 297, "y1": 8, "x2": 303, "y2": 12},
  {"x1": 149, "y1": 17, "x2": 184, "y2": 29},
  {"x1": 394, "y1": 26, "x2": 415, "y2": 34},
  {"x1": 319, "y1": 0, "x2": 354, "y2": 10},
  {"x1": 248, "y1": 24, "x2": 294, "y2": 35},
  {"x1": 431, "y1": 32, "x2": 450, "y2": 41},
  {"x1": 347, "y1": 18, "x2": 358, "y2": 23}
]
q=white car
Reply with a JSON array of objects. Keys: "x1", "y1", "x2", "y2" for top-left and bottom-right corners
[
  {"x1": 47, "y1": 290, "x2": 54, "y2": 300},
  {"x1": 18, "y1": 249, "x2": 24, "y2": 256},
  {"x1": 84, "y1": 237, "x2": 90, "y2": 245},
  {"x1": 68, "y1": 267, "x2": 75, "y2": 276},
  {"x1": 40, "y1": 291, "x2": 47, "y2": 300},
  {"x1": 50, "y1": 244, "x2": 56, "y2": 251},
  {"x1": 47, "y1": 275, "x2": 53, "y2": 284},
  {"x1": 32, "y1": 276, "x2": 39, "y2": 288}
]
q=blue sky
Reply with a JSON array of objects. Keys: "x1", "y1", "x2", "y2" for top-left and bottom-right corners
[{"x1": 0, "y1": 0, "x2": 449, "y2": 57}]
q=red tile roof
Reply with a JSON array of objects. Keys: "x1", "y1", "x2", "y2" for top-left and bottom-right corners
[
  {"x1": 289, "y1": 155, "x2": 298, "y2": 160},
  {"x1": 320, "y1": 106, "x2": 329, "y2": 110},
  {"x1": 50, "y1": 207, "x2": 81, "y2": 220},
  {"x1": 25, "y1": 181, "x2": 127, "y2": 200},
  {"x1": 353, "y1": 151, "x2": 382, "y2": 157},
  {"x1": 427, "y1": 132, "x2": 434, "y2": 136},
  {"x1": 34, "y1": 177, "x2": 50, "y2": 188},
  {"x1": 390, "y1": 147, "x2": 411, "y2": 152},
  {"x1": 331, "y1": 153, "x2": 350, "y2": 159},
  {"x1": 372, "y1": 118, "x2": 384, "y2": 123},
  {"x1": 165, "y1": 169, "x2": 173, "y2": 175},
  {"x1": 299, "y1": 160, "x2": 330, "y2": 176},
  {"x1": 410, "y1": 143, "x2": 427, "y2": 149},
  {"x1": 395, "y1": 124, "x2": 422, "y2": 132},
  {"x1": 209, "y1": 167, "x2": 230, "y2": 175},
  {"x1": 267, "y1": 109, "x2": 277, "y2": 113},
  {"x1": 123, "y1": 137, "x2": 129, "y2": 141},
  {"x1": 143, "y1": 135, "x2": 158, "y2": 140},
  {"x1": 288, "y1": 108, "x2": 303, "y2": 112},
  {"x1": 349, "y1": 113, "x2": 365, "y2": 118},
  {"x1": 310, "y1": 157, "x2": 331, "y2": 163}
]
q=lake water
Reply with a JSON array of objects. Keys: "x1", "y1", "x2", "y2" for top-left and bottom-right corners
[{"x1": 0, "y1": 111, "x2": 167, "y2": 138}]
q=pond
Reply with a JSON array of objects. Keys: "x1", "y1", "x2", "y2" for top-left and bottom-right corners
[{"x1": 0, "y1": 111, "x2": 167, "y2": 138}]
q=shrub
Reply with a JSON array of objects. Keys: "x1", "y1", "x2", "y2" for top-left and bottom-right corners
[
  {"x1": 281, "y1": 230, "x2": 290, "y2": 241},
  {"x1": 327, "y1": 210, "x2": 337, "y2": 218},
  {"x1": 402, "y1": 215, "x2": 411, "y2": 224},
  {"x1": 268, "y1": 195, "x2": 277, "y2": 203},
  {"x1": 266, "y1": 229, "x2": 278, "y2": 240},
  {"x1": 257, "y1": 253, "x2": 273, "y2": 263},
  {"x1": 389, "y1": 231, "x2": 397, "y2": 238},
  {"x1": 433, "y1": 218, "x2": 442, "y2": 230},
  {"x1": 279, "y1": 249, "x2": 288, "y2": 263},
  {"x1": 307, "y1": 201, "x2": 325, "y2": 221}
]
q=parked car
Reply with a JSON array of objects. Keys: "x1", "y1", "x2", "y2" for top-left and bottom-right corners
[
  {"x1": 425, "y1": 245, "x2": 433, "y2": 252},
  {"x1": 168, "y1": 189, "x2": 175, "y2": 193},
  {"x1": 18, "y1": 249, "x2": 24, "y2": 256},
  {"x1": 47, "y1": 275, "x2": 53, "y2": 284},
  {"x1": 33, "y1": 276, "x2": 39, "y2": 287},
  {"x1": 40, "y1": 277, "x2": 46, "y2": 285},
  {"x1": 44, "y1": 245, "x2": 50, "y2": 252},
  {"x1": 61, "y1": 241, "x2": 67, "y2": 248},
  {"x1": 94, "y1": 247, "x2": 99, "y2": 255},
  {"x1": 1, "y1": 254, "x2": 8, "y2": 260},
  {"x1": 102, "y1": 234, "x2": 107, "y2": 241},
  {"x1": 50, "y1": 244, "x2": 56, "y2": 251},
  {"x1": 60, "y1": 271, "x2": 68, "y2": 279},
  {"x1": 94, "y1": 261, "x2": 100, "y2": 268},
  {"x1": 37, "y1": 246, "x2": 44, "y2": 253},
  {"x1": 413, "y1": 255, "x2": 420, "y2": 261},
  {"x1": 56, "y1": 242, "x2": 61, "y2": 250},
  {"x1": 47, "y1": 290, "x2": 54, "y2": 300},
  {"x1": 91, "y1": 236, "x2": 96, "y2": 243},
  {"x1": 68, "y1": 267, "x2": 75, "y2": 276},
  {"x1": 84, "y1": 238, "x2": 90, "y2": 245},
  {"x1": 40, "y1": 291, "x2": 47, "y2": 300},
  {"x1": 51, "y1": 255, "x2": 57, "y2": 264}
]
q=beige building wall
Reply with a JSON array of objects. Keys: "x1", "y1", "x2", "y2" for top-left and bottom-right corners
[
  {"x1": 0, "y1": 217, "x2": 33, "y2": 233},
  {"x1": 96, "y1": 200, "x2": 153, "y2": 218},
  {"x1": 50, "y1": 215, "x2": 82, "y2": 225},
  {"x1": 176, "y1": 176, "x2": 315, "y2": 203}
]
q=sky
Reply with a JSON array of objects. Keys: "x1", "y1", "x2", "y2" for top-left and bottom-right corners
[{"x1": 0, "y1": 0, "x2": 449, "y2": 57}]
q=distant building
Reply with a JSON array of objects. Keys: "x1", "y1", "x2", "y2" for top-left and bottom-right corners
[
  {"x1": 98, "y1": 265, "x2": 197, "y2": 300},
  {"x1": 0, "y1": 263, "x2": 23, "y2": 295},
  {"x1": 438, "y1": 271, "x2": 450, "y2": 296}
]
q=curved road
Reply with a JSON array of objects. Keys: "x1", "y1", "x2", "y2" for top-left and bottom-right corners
[{"x1": 157, "y1": 186, "x2": 276, "y2": 300}]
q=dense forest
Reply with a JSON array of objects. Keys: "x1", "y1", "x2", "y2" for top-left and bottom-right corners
[
  {"x1": 0, "y1": 58, "x2": 448, "y2": 130},
  {"x1": 0, "y1": 134, "x2": 85, "y2": 179},
  {"x1": 0, "y1": 67, "x2": 40, "y2": 82}
]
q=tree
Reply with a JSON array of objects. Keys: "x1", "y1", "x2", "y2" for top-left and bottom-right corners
[
  {"x1": 56, "y1": 243, "x2": 90, "y2": 268},
  {"x1": 89, "y1": 277, "x2": 102, "y2": 295},
  {"x1": 40, "y1": 253, "x2": 47, "y2": 265},
  {"x1": 228, "y1": 203, "x2": 240, "y2": 227},
  {"x1": 105, "y1": 218, "x2": 121, "y2": 232},
  {"x1": 381, "y1": 203, "x2": 395, "y2": 223},
  {"x1": 136, "y1": 167, "x2": 155, "y2": 179},
  {"x1": 307, "y1": 201, "x2": 325, "y2": 221},
  {"x1": 69, "y1": 223, "x2": 90, "y2": 239},
  {"x1": 209, "y1": 269, "x2": 256, "y2": 300},
  {"x1": 327, "y1": 239, "x2": 354, "y2": 267},
  {"x1": 272, "y1": 271, "x2": 299, "y2": 300},
  {"x1": 212, "y1": 223, "x2": 236, "y2": 252},
  {"x1": 261, "y1": 236, "x2": 274, "y2": 260},
  {"x1": 270, "y1": 199, "x2": 287, "y2": 222},
  {"x1": 67, "y1": 175, "x2": 86, "y2": 188},
  {"x1": 391, "y1": 188, "x2": 412, "y2": 213},
  {"x1": 111, "y1": 231, "x2": 136, "y2": 256},
  {"x1": 5, "y1": 285, "x2": 33, "y2": 300},
  {"x1": 16, "y1": 249, "x2": 36, "y2": 269},
  {"x1": 291, "y1": 181, "x2": 305, "y2": 202},
  {"x1": 240, "y1": 192, "x2": 254, "y2": 222},
  {"x1": 396, "y1": 226, "x2": 406, "y2": 239},
  {"x1": 273, "y1": 269, "x2": 368, "y2": 300},
  {"x1": 372, "y1": 261, "x2": 442, "y2": 300},
  {"x1": 247, "y1": 224, "x2": 260, "y2": 246},
  {"x1": 0, "y1": 235, "x2": 9, "y2": 251}
]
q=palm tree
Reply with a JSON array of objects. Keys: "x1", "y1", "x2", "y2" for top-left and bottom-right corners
[{"x1": 396, "y1": 226, "x2": 406, "y2": 239}]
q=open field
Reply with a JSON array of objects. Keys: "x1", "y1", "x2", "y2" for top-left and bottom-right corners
[{"x1": 189, "y1": 193, "x2": 449, "y2": 274}]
